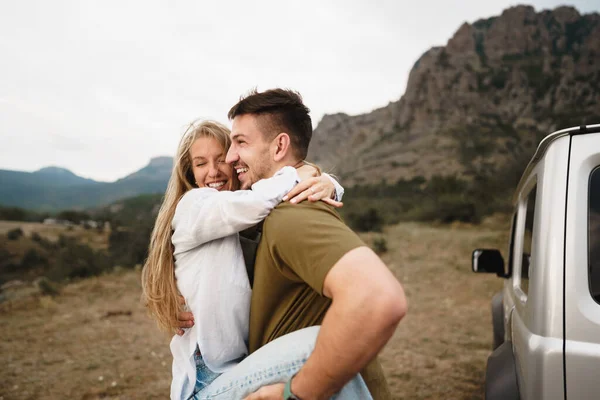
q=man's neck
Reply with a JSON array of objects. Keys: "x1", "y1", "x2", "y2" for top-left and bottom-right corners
[
  {"x1": 291, "y1": 160, "x2": 307, "y2": 169},
  {"x1": 268, "y1": 159, "x2": 303, "y2": 177}
]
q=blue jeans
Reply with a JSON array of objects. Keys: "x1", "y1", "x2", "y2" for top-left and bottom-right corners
[
  {"x1": 191, "y1": 351, "x2": 221, "y2": 395},
  {"x1": 190, "y1": 326, "x2": 372, "y2": 399}
]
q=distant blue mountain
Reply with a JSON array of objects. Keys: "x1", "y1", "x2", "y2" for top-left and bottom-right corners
[
  {"x1": 33, "y1": 166, "x2": 99, "y2": 186},
  {"x1": 0, "y1": 157, "x2": 173, "y2": 210}
]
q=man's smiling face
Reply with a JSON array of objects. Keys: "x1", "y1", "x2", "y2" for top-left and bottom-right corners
[{"x1": 226, "y1": 114, "x2": 274, "y2": 190}]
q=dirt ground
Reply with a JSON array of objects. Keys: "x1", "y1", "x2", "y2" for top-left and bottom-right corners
[{"x1": 0, "y1": 219, "x2": 507, "y2": 399}]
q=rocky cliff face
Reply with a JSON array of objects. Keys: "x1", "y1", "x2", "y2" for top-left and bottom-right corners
[
  {"x1": 119, "y1": 156, "x2": 173, "y2": 182},
  {"x1": 308, "y1": 5, "x2": 600, "y2": 186}
]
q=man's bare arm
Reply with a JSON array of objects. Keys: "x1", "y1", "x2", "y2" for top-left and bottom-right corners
[{"x1": 246, "y1": 246, "x2": 407, "y2": 400}]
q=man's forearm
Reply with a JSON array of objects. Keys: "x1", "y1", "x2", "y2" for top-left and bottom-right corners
[{"x1": 290, "y1": 287, "x2": 406, "y2": 399}]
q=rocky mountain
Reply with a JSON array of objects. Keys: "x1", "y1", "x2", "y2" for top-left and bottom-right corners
[
  {"x1": 118, "y1": 156, "x2": 173, "y2": 183},
  {"x1": 0, "y1": 157, "x2": 173, "y2": 210},
  {"x1": 308, "y1": 5, "x2": 600, "y2": 186}
]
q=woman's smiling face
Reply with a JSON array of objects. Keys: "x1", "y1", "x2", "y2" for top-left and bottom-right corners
[{"x1": 190, "y1": 136, "x2": 234, "y2": 191}]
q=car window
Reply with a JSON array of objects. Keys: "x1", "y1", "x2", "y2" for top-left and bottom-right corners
[
  {"x1": 589, "y1": 167, "x2": 600, "y2": 303},
  {"x1": 520, "y1": 185, "x2": 537, "y2": 295},
  {"x1": 508, "y1": 212, "x2": 517, "y2": 277}
]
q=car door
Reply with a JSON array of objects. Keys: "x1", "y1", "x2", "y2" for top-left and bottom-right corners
[
  {"x1": 510, "y1": 135, "x2": 570, "y2": 400},
  {"x1": 564, "y1": 130, "x2": 600, "y2": 399}
]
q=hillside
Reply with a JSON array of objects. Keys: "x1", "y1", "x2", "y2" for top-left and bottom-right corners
[
  {"x1": 32, "y1": 167, "x2": 98, "y2": 186},
  {"x1": 308, "y1": 5, "x2": 600, "y2": 186},
  {"x1": 0, "y1": 157, "x2": 172, "y2": 210}
]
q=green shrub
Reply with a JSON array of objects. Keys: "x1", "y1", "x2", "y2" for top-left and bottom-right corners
[
  {"x1": 109, "y1": 222, "x2": 153, "y2": 268},
  {"x1": 0, "y1": 207, "x2": 26, "y2": 221},
  {"x1": 57, "y1": 234, "x2": 71, "y2": 248},
  {"x1": 56, "y1": 210, "x2": 91, "y2": 224},
  {"x1": 7, "y1": 228, "x2": 23, "y2": 240},
  {"x1": 436, "y1": 195, "x2": 478, "y2": 223},
  {"x1": 0, "y1": 206, "x2": 47, "y2": 222},
  {"x1": 37, "y1": 236, "x2": 58, "y2": 250},
  {"x1": 35, "y1": 276, "x2": 60, "y2": 296},
  {"x1": 372, "y1": 236, "x2": 388, "y2": 255},
  {"x1": 30, "y1": 232, "x2": 42, "y2": 242},
  {"x1": 49, "y1": 241, "x2": 111, "y2": 281},
  {"x1": 20, "y1": 249, "x2": 48, "y2": 270},
  {"x1": 348, "y1": 208, "x2": 384, "y2": 232},
  {"x1": 3, "y1": 262, "x2": 20, "y2": 273}
]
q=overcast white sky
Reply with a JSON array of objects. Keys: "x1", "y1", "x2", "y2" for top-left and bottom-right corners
[{"x1": 1, "y1": 0, "x2": 598, "y2": 181}]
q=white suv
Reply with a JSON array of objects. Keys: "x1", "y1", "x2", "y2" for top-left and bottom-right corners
[{"x1": 472, "y1": 124, "x2": 600, "y2": 400}]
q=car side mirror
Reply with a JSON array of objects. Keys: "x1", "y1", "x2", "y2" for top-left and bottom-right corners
[{"x1": 472, "y1": 249, "x2": 507, "y2": 278}]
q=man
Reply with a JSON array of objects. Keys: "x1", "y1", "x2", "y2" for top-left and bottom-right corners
[{"x1": 182, "y1": 88, "x2": 407, "y2": 399}]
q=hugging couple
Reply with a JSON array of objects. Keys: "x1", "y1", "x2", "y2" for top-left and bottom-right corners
[{"x1": 141, "y1": 88, "x2": 408, "y2": 400}]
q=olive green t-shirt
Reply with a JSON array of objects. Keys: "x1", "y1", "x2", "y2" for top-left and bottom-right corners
[{"x1": 248, "y1": 201, "x2": 392, "y2": 400}]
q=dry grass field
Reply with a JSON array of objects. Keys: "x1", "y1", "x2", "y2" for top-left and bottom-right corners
[
  {"x1": 0, "y1": 221, "x2": 110, "y2": 252},
  {"x1": 0, "y1": 218, "x2": 508, "y2": 399}
]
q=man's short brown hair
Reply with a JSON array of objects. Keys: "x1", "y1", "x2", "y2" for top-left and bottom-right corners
[{"x1": 228, "y1": 88, "x2": 313, "y2": 160}]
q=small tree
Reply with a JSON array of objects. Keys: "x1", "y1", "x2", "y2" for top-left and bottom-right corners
[
  {"x1": 350, "y1": 208, "x2": 384, "y2": 232},
  {"x1": 20, "y1": 249, "x2": 48, "y2": 270},
  {"x1": 7, "y1": 228, "x2": 23, "y2": 240},
  {"x1": 30, "y1": 231, "x2": 42, "y2": 242},
  {"x1": 372, "y1": 236, "x2": 388, "y2": 255},
  {"x1": 50, "y1": 241, "x2": 110, "y2": 280}
]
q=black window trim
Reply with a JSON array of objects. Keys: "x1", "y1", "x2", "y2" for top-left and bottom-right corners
[{"x1": 588, "y1": 165, "x2": 600, "y2": 305}]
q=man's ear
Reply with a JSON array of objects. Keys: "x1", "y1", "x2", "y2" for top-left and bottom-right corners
[{"x1": 271, "y1": 133, "x2": 292, "y2": 162}]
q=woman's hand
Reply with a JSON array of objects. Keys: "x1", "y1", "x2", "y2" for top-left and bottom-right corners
[
  {"x1": 176, "y1": 295, "x2": 194, "y2": 335},
  {"x1": 284, "y1": 175, "x2": 343, "y2": 207}
]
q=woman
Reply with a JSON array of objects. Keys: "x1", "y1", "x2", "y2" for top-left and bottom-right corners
[{"x1": 141, "y1": 120, "x2": 364, "y2": 399}]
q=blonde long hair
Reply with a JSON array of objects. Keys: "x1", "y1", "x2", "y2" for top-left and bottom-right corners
[{"x1": 141, "y1": 120, "x2": 232, "y2": 333}]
